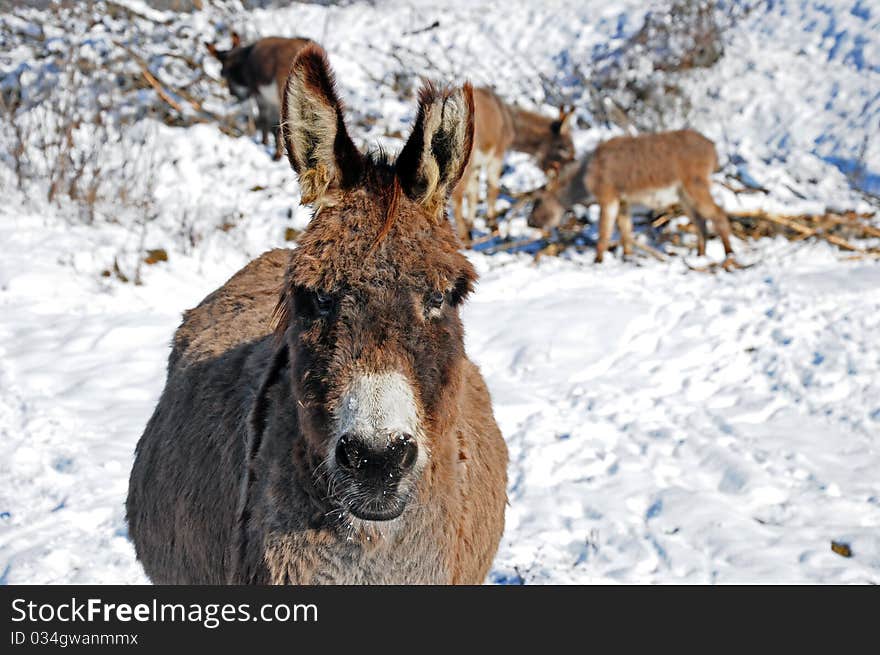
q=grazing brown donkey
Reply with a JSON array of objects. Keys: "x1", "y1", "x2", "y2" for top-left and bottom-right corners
[
  {"x1": 529, "y1": 129, "x2": 735, "y2": 263},
  {"x1": 127, "y1": 45, "x2": 509, "y2": 585},
  {"x1": 206, "y1": 33, "x2": 313, "y2": 160},
  {"x1": 451, "y1": 87, "x2": 575, "y2": 243}
]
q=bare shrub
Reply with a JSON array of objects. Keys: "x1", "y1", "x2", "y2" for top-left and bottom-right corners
[{"x1": 563, "y1": 1, "x2": 761, "y2": 132}]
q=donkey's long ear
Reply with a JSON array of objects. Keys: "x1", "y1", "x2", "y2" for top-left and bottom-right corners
[
  {"x1": 558, "y1": 105, "x2": 575, "y2": 134},
  {"x1": 205, "y1": 41, "x2": 222, "y2": 60},
  {"x1": 281, "y1": 45, "x2": 363, "y2": 205},
  {"x1": 396, "y1": 81, "x2": 474, "y2": 214}
]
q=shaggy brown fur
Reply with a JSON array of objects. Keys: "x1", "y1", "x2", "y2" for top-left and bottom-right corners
[
  {"x1": 127, "y1": 45, "x2": 508, "y2": 585},
  {"x1": 510, "y1": 104, "x2": 576, "y2": 170},
  {"x1": 206, "y1": 33, "x2": 313, "y2": 160},
  {"x1": 451, "y1": 87, "x2": 574, "y2": 243},
  {"x1": 529, "y1": 128, "x2": 734, "y2": 263}
]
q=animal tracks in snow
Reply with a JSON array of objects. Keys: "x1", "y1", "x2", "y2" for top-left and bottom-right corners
[{"x1": 472, "y1": 254, "x2": 880, "y2": 583}]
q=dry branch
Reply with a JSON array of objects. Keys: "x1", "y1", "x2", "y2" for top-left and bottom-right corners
[
  {"x1": 140, "y1": 67, "x2": 183, "y2": 114},
  {"x1": 113, "y1": 40, "x2": 241, "y2": 132},
  {"x1": 635, "y1": 241, "x2": 669, "y2": 262},
  {"x1": 728, "y1": 209, "x2": 878, "y2": 253},
  {"x1": 722, "y1": 172, "x2": 770, "y2": 194},
  {"x1": 469, "y1": 230, "x2": 502, "y2": 248}
]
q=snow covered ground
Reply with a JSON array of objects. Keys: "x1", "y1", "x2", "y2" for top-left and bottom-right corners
[{"x1": 1, "y1": 0, "x2": 878, "y2": 584}]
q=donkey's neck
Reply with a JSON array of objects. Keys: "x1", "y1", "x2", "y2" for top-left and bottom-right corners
[
  {"x1": 510, "y1": 107, "x2": 554, "y2": 154},
  {"x1": 554, "y1": 157, "x2": 591, "y2": 208}
]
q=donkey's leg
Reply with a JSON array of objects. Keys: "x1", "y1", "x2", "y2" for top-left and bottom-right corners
[
  {"x1": 684, "y1": 178, "x2": 734, "y2": 256},
  {"x1": 273, "y1": 126, "x2": 283, "y2": 161},
  {"x1": 485, "y1": 156, "x2": 504, "y2": 228},
  {"x1": 616, "y1": 202, "x2": 634, "y2": 257},
  {"x1": 465, "y1": 162, "x2": 480, "y2": 231},
  {"x1": 595, "y1": 199, "x2": 619, "y2": 263},
  {"x1": 694, "y1": 215, "x2": 709, "y2": 257},
  {"x1": 677, "y1": 193, "x2": 705, "y2": 256},
  {"x1": 260, "y1": 108, "x2": 270, "y2": 145},
  {"x1": 272, "y1": 82, "x2": 284, "y2": 160},
  {"x1": 451, "y1": 178, "x2": 470, "y2": 244},
  {"x1": 255, "y1": 100, "x2": 271, "y2": 149}
]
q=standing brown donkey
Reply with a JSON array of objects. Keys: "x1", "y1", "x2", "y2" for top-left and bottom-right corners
[
  {"x1": 126, "y1": 45, "x2": 509, "y2": 584},
  {"x1": 206, "y1": 33, "x2": 313, "y2": 160},
  {"x1": 529, "y1": 129, "x2": 735, "y2": 264},
  {"x1": 451, "y1": 87, "x2": 575, "y2": 243}
]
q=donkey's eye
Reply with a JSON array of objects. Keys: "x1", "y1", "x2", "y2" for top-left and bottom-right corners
[
  {"x1": 293, "y1": 286, "x2": 335, "y2": 321},
  {"x1": 314, "y1": 292, "x2": 334, "y2": 316},
  {"x1": 425, "y1": 291, "x2": 445, "y2": 317}
]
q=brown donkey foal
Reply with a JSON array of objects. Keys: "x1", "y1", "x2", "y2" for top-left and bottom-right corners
[
  {"x1": 126, "y1": 46, "x2": 509, "y2": 584},
  {"x1": 206, "y1": 33, "x2": 313, "y2": 160},
  {"x1": 529, "y1": 129, "x2": 735, "y2": 265},
  {"x1": 451, "y1": 87, "x2": 575, "y2": 243}
]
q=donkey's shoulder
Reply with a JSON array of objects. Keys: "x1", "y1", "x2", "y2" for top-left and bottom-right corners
[{"x1": 171, "y1": 249, "x2": 292, "y2": 370}]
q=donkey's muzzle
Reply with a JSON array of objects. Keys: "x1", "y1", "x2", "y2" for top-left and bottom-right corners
[
  {"x1": 336, "y1": 433, "x2": 418, "y2": 482},
  {"x1": 334, "y1": 432, "x2": 417, "y2": 521}
]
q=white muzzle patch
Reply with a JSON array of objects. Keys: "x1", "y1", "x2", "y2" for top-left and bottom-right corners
[{"x1": 334, "y1": 372, "x2": 423, "y2": 459}]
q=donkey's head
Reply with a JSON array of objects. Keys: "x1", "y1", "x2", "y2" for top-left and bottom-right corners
[
  {"x1": 536, "y1": 105, "x2": 576, "y2": 172},
  {"x1": 274, "y1": 46, "x2": 476, "y2": 523},
  {"x1": 527, "y1": 190, "x2": 566, "y2": 230},
  {"x1": 527, "y1": 159, "x2": 571, "y2": 230},
  {"x1": 205, "y1": 32, "x2": 251, "y2": 100}
]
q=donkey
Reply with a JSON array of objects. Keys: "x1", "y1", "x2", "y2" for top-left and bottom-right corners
[
  {"x1": 206, "y1": 33, "x2": 313, "y2": 160},
  {"x1": 126, "y1": 45, "x2": 509, "y2": 585},
  {"x1": 528, "y1": 129, "x2": 735, "y2": 264},
  {"x1": 451, "y1": 87, "x2": 574, "y2": 243}
]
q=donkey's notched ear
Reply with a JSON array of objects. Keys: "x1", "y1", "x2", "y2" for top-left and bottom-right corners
[
  {"x1": 551, "y1": 105, "x2": 575, "y2": 135},
  {"x1": 281, "y1": 45, "x2": 363, "y2": 205},
  {"x1": 396, "y1": 81, "x2": 475, "y2": 215}
]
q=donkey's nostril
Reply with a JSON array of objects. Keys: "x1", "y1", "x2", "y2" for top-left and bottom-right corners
[
  {"x1": 392, "y1": 434, "x2": 418, "y2": 473},
  {"x1": 335, "y1": 433, "x2": 418, "y2": 478},
  {"x1": 335, "y1": 434, "x2": 364, "y2": 472}
]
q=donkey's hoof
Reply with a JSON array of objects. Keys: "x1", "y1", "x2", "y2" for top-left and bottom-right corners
[{"x1": 722, "y1": 255, "x2": 748, "y2": 271}]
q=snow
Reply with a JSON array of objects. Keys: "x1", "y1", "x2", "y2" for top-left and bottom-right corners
[
  {"x1": 475, "y1": 250, "x2": 880, "y2": 583},
  {"x1": 1, "y1": 0, "x2": 879, "y2": 584}
]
